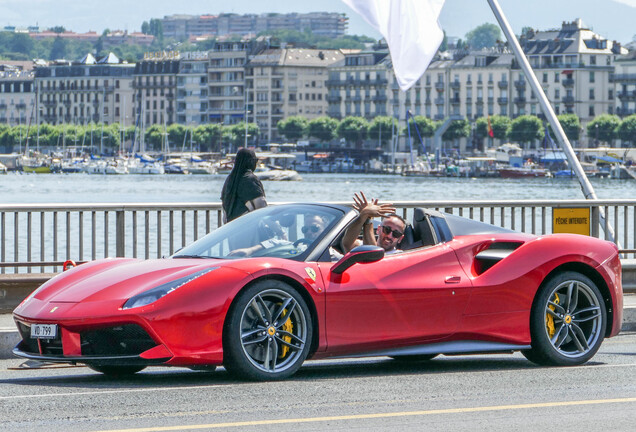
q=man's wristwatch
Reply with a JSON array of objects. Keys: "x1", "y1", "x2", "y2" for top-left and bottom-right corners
[{"x1": 363, "y1": 218, "x2": 373, "y2": 226}]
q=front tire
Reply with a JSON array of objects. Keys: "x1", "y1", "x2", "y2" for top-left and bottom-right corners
[
  {"x1": 524, "y1": 271, "x2": 606, "y2": 366},
  {"x1": 224, "y1": 280, "x2": 312, "y2": 380}
]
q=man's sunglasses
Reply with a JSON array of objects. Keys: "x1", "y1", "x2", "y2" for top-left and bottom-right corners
[
  {"x1": 302, "y1": 225, "x2": 321, "y2": 234},
  {"x1": 380, "y1": 225, "x2": 403, "y2": 238}
]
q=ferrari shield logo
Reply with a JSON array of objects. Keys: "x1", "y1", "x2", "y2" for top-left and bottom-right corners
[{"x1": 305, "y1": 267, "x2": 316, "y2": 282}]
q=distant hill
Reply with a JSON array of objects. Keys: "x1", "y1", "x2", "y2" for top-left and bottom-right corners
[{"x1": 439, "y1": 0, "x2": 635, "y2": 44}]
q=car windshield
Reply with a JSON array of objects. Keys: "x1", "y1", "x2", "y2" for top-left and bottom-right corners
[{"x1": 172, "y1": 204, "x2": 343, "y2": 260}]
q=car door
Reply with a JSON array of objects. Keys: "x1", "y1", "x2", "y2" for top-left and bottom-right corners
[{"x1": 323, "y1": 243, "x2": 472, "y2": 355}]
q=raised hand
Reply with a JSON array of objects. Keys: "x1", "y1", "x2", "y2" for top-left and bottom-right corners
[{"x1": 353, "y1": 191, "x2": 396, "y2": 218}]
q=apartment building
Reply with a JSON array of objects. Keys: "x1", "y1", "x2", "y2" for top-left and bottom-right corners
[
  {"x1": 246, "y1": 48, "x2": 344, "y2": 142},
  {"x1": 612, "y1": 51, "x2": 636, "y2": 118},
  {"x1": 133, "y1": 54, "x2": 179, "y2": 127},
  {"x1": 176, "y1": 51, "x2": 209, "y2": 125},
  {"x1": 207, "y1": 41, "x2": 255, "y2": 126},
  {"x1": 517, "y1": 19, "x2": 626, "y2": 123},
  {"x1": 0, "y1": 65, "x2": 35, "y2": 127},
  {"x1": 162, "y1": 12, "x2": 347, "y2": 41},
  {"x1": 35, "y1": 53, "x2": 135, "y2": 126},
  {"x1": 327, "y1": 48, "x2": 390, "y2": 120}
]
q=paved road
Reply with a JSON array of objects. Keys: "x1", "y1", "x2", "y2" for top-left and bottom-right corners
[{"x1": 2, "y1": 332, "x2": 636, "y2": 432}]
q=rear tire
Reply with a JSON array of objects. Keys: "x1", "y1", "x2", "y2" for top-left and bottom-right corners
[{"x1": 525, "y1": 271, "x2": 606, "y2": 366}]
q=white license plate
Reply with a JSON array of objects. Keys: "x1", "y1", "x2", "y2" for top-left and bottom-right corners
[{"x1": 30, "y1": 324, "x2": 58, "y2": 340}]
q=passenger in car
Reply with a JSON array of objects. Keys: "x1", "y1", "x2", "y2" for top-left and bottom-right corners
[{"x1": 342, "y1": 191, "x2": 405, "y2": 254}]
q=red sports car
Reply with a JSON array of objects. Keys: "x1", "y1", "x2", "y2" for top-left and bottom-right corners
[{"x1": 12, "y1": 203, "x2": 623, "y2": 380}]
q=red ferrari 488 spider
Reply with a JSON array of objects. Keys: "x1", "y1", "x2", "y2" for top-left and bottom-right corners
[{"x1": 13, "y1": 203, "x2": 622, "y2": 380}]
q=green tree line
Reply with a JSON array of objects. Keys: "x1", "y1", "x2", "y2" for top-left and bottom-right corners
[
  {"x1": 0, "y1": 122, "x2": 261, "y2": 154},
  {"x1": 2, "y1": 114, "x2": 634, "y2": 154}
]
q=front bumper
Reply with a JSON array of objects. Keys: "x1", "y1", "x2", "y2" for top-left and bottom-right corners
[{"x1": 13, "y1": 320, "x2": 171, "y2": 366}]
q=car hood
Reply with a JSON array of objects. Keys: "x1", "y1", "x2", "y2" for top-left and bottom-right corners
[{"x1": 29, "y1": 258, "x2": 242, "y2": 304}]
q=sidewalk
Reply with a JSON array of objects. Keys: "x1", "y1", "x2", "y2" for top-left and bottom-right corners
[{"x1": 2, "y1": 296, "x2": 636, "y2": 359}]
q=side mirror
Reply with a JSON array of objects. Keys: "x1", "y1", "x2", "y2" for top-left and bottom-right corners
[{"x1": 331, "y1": 245, "x2": 384, "y2": 275}]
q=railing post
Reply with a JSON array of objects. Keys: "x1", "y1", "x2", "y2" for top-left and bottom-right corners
[
  {"x1": 591, "y1": 205, "x2": 600, "y2": 238},
  {"x1": 116, "y1": 210, "x2": 125, "y2": 257}
]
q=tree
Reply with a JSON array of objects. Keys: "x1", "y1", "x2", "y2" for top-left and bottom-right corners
[
  {"x1": 144, "y1": 125, "x2": 164, "y2": 151},
  {"x1": 167, "y1": 124, "x2": 187, "y2": 151},
  {"x1": 368, "y1": 116, "x2": 394, "y2": 146},
  {"x1": 49, "y1": 26, "x2": 66, "y2": 34},
  {"x1": 277, "y1": 116, "x2": 308, "y2": 142},
  {"x1": 475, "y1": 115, "x2": 510, "y2": 141},
  {"x1": 50, "y1": 36, "x2": 68, "y2": 60},
  {"x1": 230, "y1": 122, "x2": 260, "y2": 147},
  {"x1": 194, "y1": 124, "x2": 223, "y2": 152},
  {"x1": 336, "y1": 116, "x2": 369, "y2": 147},
  {"x1": 465, "y1": 23, "x2": 501, "y2": 50},
  {"x1": 509, "y1": 115, "x2": 544, "y2": 148},
  {"x1": 404, "y1": 115, "x2": 436, "y2": 138},
  {"x1": 442, "y1": 118, "x2": 471, "y2": 142},
  {"x1": 306, "y1": 117, "x2": 338, "y2": 142},
  {"x1": 586, "y1": 114, "x2": 621, "y2": 145},
  {"x1": 617, "y1": 115, "x2": 636, "y2": 146},
  {"x1": 545, "y1": 114, "x2": 581, "y2": 143}
]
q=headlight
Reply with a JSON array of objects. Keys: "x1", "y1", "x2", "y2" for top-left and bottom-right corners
[{"x1": 123, "y1": 267, "x2": 218, "y2": 309}]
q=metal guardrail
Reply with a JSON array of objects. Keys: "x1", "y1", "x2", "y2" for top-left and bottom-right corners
[{"x1": 1, "y1": 199, "x2": 636, "y2": 274}]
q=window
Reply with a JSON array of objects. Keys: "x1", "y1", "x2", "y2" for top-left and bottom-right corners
[
  {"x1": 589, "y1": 72, "x2": 595, "y2": 83},
  {"x1": 543, "y1": 73, "x2": 548, "y2": 83},
  {"x1": 554, "y1": 73, "x2": 560, "y2": 83},
  {"x1": 589, "y1": 105, "x2": 595, "y2": 116},
  {"x1": 589, "y1": 89, "x2": 595, "y2": 100}
]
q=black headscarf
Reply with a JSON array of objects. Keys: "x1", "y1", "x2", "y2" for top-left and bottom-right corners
[{"x1": 221, "y1": 148, "x2": 265, "y2": 222}]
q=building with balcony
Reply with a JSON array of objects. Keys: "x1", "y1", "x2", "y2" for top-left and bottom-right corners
[
  {"x1": 35, "y1": 53, "x2": 135, "y2": 126},
  {"x1": 162, "y1": 12, "x2": 347, "y2": 41},
  {"x1": 517, "y1": 19, "x2": 627, "y2": 124},
  {"x1": 326, "y1": 46, "x2": 390, "y2": 120},
  {"x1": 246, "y1": 48, "x2": 344, "y2": 142},
  {"x1": 176, "y1": 51, "x2": 209, "y2": 125},
  {"x1": 612, "y1": 51, "x2": 636, "y2": 118},
  {"x1": 0, "y1": 68, "x2": 35, "y2": 127},
  {"x1": 133, "y1": 55, "x2": 179, "y2": 127},
  {"x1": 207, "y1": 41, "x2": 257, "y2": 126}
]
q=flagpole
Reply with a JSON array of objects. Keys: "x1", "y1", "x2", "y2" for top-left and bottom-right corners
[{"x1": 486, "y1": 0, "x2": 615, "y2": 242}]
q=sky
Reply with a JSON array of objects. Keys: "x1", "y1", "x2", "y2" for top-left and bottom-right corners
[{"x1": 0, "y1": 0, "x2": 634, "y2": 44}]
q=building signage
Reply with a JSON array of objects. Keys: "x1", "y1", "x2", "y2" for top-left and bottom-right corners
[
  {"x1": 552, "y1": 208, "x2": 590, "y2": 236},
  {"x1": 143, "y1": 51, "x2": 180, "y2": 61},
  {"x1": 142, "y1": 51, "x2": 209, "y2": 61}
]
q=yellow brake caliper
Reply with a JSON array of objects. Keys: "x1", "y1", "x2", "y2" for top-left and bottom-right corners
[
  {"x1": 546, "y1": 293, "x2": 560, "y2": 338},
  {"x1": 278, "y1": 308, "x2": 293, "y2": 359}
]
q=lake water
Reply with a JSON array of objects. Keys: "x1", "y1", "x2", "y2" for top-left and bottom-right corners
[{"x1": 0, "y1": 172, "x2": 633, "y2": 204}]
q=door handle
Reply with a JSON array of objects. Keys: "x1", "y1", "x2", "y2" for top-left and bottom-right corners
[{"x1": 445, "y1": 276, "x2": 461, "y2": 283}]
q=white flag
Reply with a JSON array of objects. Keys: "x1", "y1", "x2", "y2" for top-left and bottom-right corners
[{"x1": 342, "y1": 0, "x2": 446, "y2": 91}]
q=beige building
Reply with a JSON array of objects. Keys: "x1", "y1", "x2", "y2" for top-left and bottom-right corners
[
  {"x1": 518, "y1": 19, "x2": 626, "y2": 128},
  {"x1": 208, "y1": 41, "x2": 253, "y2": 126},
  {"x1": 327, "y1": 48, "x2": 390, "y2": 120},
  {"x1": 612, "y1": 51, "x2": 636, "y2": 118},
  {"x1": 35, "y1": 53, "x2": 135, "y2": 126},
  {"x1": 133, "y1": 55, "x2": 178, "y2": 127},
  {"x1": 246, "y1": 48, "x2": 344, "y2": 142},
  {"x1": 328, "y1": 20, "x2": 628, "y2": 151},
  {"x1": 176, "y1": 51, "x2": 209, "y2": 125},
  {"x1": 0, "y1": 66, "x2": 35, "y2": 127}
]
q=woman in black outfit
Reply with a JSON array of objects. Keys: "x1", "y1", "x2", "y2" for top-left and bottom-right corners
[{"x1": 221, "y1": 148, "x2": 267, "y2": 223}]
